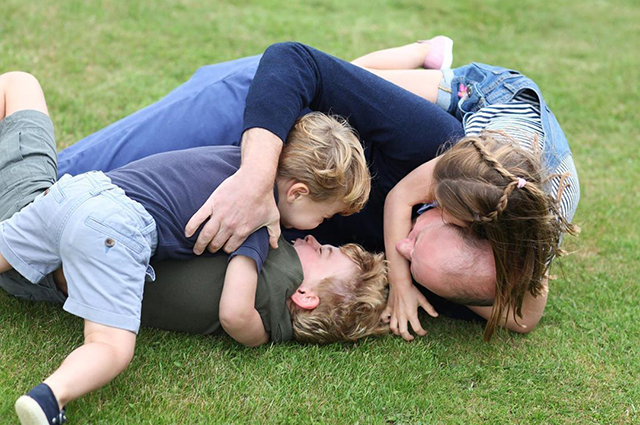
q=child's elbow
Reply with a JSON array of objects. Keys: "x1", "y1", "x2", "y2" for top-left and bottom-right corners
[
  {"x1": 219, "y1": 305, "x2": 253, "y2": 333},
  {"x1": 508, "y1": 315, "x2": 542, "y2": 334}
]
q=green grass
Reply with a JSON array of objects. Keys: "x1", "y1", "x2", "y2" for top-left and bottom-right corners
[{"x1": 1, "y1": 0, "x2": 639, "y2": 423}]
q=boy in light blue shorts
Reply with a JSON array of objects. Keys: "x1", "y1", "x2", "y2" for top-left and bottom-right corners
[{"x1": 0, "y1": 72, "x2": 378, "y2": 425}]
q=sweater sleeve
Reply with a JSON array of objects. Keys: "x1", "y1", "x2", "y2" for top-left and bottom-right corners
[
  {"x1": 242, "y1": 42, "x2": 463, "y2": 163},
  {"x1": 228, "y1": 227, "x2": 269, "y2": 273}
]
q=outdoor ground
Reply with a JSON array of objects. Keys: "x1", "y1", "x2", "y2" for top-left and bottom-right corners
[{"x1": 1, "y1": 0, "x2": 638, "y2": 423}]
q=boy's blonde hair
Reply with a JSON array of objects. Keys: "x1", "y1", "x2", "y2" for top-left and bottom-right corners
[
  {"x1": 432, "y1": 132, "x2": 578, "y2": 340},
  {"x1": 278, "y1": 112, "x2": 371, "y2": 215},
  {"x1": 290, "y1": 243, "x2": 389, "y2": 344}
]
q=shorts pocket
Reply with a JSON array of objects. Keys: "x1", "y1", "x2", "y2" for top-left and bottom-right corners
[
  {"x1": 84, "y1": 216, "x2": 145, "y2": 255},
  {"x1": 0, "y1": 132, "x2": 24, "y2": 166}
]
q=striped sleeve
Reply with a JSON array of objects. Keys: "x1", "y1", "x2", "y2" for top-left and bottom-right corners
[{"x1": 464, "y1": 95, "x2": 579, "y2": 223}]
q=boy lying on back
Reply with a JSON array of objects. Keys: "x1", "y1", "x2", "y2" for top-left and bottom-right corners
[{"x1": 0, "y1": 72, "x2": 387, "y2": 425}]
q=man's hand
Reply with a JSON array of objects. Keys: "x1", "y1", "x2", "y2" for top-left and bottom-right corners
[
  {"x1": 382, "y1": 281, "x2": 438, "y2": 341},
  {"x1": 185, "y1": 171, "x2": 281, "y2": 254},
  {"x1": 185, "y1": 128, "x2": 283, "y2": 254}
]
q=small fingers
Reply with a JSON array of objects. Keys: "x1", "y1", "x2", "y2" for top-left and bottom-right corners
[
  {"x1": 380, "y1": 306, "x2": 392, "y2": 324},
  {"x1": 409, "y1": 316, "x2": 427, "y2": 337},
  {"x1": 397, "y1": 318, "x2": 414, "y2": 342},
  {"x1": 420, "y1": 298, "x2": 439, "y2": 318},
  {"x1": 389, "y1": 316, "x2": 399, "y2": 336}
]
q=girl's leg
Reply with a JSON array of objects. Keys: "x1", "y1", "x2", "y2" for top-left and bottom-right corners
[
  {"x1": 351, "y1": 42, "x2": 432, "y2": 69},
  {"x1": 359, "y1": 68, "x2": 444, "y2": 103},
  {"x1": 44, "y1": 321, "x2": 135, "y2": 408},
  {"x1": 57, "y1": 55, "x2": 262, "y2": 177},
  {"x1": 351, "y1": 36, "x2": 452, "y2": 70},
  {"x1": 351, "y1": 38, "x2": 451, "y2": 103}
]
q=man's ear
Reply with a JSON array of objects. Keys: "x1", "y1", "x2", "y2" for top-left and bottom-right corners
[
  {"x1": 287, "y1": 182, "x2": 310, "y2": 202},
  {"x1": 290, "y1": 288, "x2": 320, "y2": 310}
]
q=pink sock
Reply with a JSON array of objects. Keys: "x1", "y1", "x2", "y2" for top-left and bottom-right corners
[{"x1": 419, "y1": 36, "x2": 454, "y2": 70}]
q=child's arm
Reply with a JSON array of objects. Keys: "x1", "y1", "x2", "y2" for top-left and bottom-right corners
[
  {"x1": 467, "y1": 277, "x2": 549, "y2": 333},
  {"x1": 219, "y1": 255, "x2": 269, "y2": 347},
  {"x1": 383, "y1": 158, "x2": 441, "y2": 341}
]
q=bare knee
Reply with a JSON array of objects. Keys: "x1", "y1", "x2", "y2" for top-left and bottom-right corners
[
  {"x1": 84, "y1": 324, "x2": 137, "y2": 371},
  {"x1": 0, "y1": 71, "x2": 48, "y2": 118},
  {"x1": 0, "y1": 71, "x2": 40, "y2": 89}
]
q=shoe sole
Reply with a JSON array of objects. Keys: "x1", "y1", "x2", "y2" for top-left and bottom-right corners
[
  {"x1": 15, "y1": 396, "x2": 49, "y2": 425},
  {"x1": 439, "y1": 36, "x2": 454, "y2": 70}
]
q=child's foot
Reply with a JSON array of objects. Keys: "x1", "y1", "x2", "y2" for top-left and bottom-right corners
[
  {"x1": 15, "y1": 383, "x2": 66, "y2": 425},
  {"x1": 418, "y1": 36, "x2": 454, "y2": 70}
]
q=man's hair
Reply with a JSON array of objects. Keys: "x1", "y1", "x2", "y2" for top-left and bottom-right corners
[
  {"x1": 290, "y1": 243, "x2": 388, "y2": 343},
  {"x1": 438, "y1": 241, "x2": 495, "y2": 307},
  {"x1": 278, "y1": 112, "x2": 371, "y2": 215},
  {"x1": 432, "y1": 132, "x2": 578, "y2": 340}
]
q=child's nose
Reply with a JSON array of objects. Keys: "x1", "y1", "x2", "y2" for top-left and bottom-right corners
[{"x1": 304, "y1": 235, "x2": 318, "y2": 246}]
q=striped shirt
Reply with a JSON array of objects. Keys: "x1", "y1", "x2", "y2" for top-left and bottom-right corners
[{"x1": 464, "y1": 92, "x2": 579, "y2": 222}]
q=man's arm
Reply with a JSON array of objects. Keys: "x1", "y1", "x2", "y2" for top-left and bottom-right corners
[
  {"x1": 243, "y1": 42, "x2": 462, "y2": 166},
  {"x1": 467, "y1": 277, "x2": 549, "y2": 333},
  {"x1": 219, "y1": 255, "x2": 269, "y2": 347},
  {"x1": 186, "y1": 42, "x2": 463, "y2": 254}
]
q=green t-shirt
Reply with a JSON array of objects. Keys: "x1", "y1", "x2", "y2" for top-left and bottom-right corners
[{"x1": 140, "y1": 236, "x2": 303, "y2": 342}]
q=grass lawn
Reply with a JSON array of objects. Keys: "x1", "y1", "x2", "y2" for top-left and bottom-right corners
[{"x1": 1, "y1": 0, "x2": 639, "y2": 423}]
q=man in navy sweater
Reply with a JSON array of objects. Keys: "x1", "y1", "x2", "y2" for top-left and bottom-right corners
[{"x1": 56, "y1": 43, "x2": 501, "y2": 339}]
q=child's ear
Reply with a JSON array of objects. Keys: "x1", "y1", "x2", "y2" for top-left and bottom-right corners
[
  {"x1": 287, "y1": 182, "x2": 310, "y2": 202},
  {"x1": 290, "y1": 287, "x2": 320, "y2": 310}
]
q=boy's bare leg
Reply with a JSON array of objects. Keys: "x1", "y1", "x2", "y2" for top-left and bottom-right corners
[
  {"x1": 0, "y1": 71, "x2": 49, "y2": 120},
  {"x1": 43, "y1": 320, "x2": 136, "y2": 409},
  {"x1": 0, "y1": 253, "x2": 12, "y2": 273}
]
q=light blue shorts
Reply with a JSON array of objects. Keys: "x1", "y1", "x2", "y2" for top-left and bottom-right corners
[{"x1": 0, "y1": 171, "x2": 157, "y2": 333}]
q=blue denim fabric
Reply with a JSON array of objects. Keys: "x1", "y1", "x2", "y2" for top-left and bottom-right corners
[
  {"x1": 0, "y1": 172, "x2": 157, "y2": 333},
  {"x1": 438, "y1": 63, "x2": 571, "y2": 171}
]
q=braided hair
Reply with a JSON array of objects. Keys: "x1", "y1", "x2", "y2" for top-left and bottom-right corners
[{"x1": 432, "y1": 132, "x2": 577, "y2": 340}]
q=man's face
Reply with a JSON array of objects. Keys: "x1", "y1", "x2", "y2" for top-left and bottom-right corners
[{"x1": 395, "y1": 207, "x2": 495, "y2": 301}]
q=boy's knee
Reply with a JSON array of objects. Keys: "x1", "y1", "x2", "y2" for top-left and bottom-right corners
[{"x1": 84, "y1": 323, "x2": 137, "y2": 368}]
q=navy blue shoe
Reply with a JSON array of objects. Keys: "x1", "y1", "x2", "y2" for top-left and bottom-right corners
[{"x1": 15, "y1": 383, "x2": 66, "y2": 425}]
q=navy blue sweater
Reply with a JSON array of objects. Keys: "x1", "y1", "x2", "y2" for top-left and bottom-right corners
[
  {"x1": 242, "y1": 42, "x2": 483, "y2": 319},
  {"x1": 243, "y1": 42, "x2": 464, "y2": 252}
]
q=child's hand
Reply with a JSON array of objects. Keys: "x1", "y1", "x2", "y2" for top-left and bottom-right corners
[{"x1": 382, "y1": 281, "x2": 438, "y2": 341}]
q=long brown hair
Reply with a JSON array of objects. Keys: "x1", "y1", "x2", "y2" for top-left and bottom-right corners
[{"x1": 432, "y1": 132, "x2": 578, "y2": 340}]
